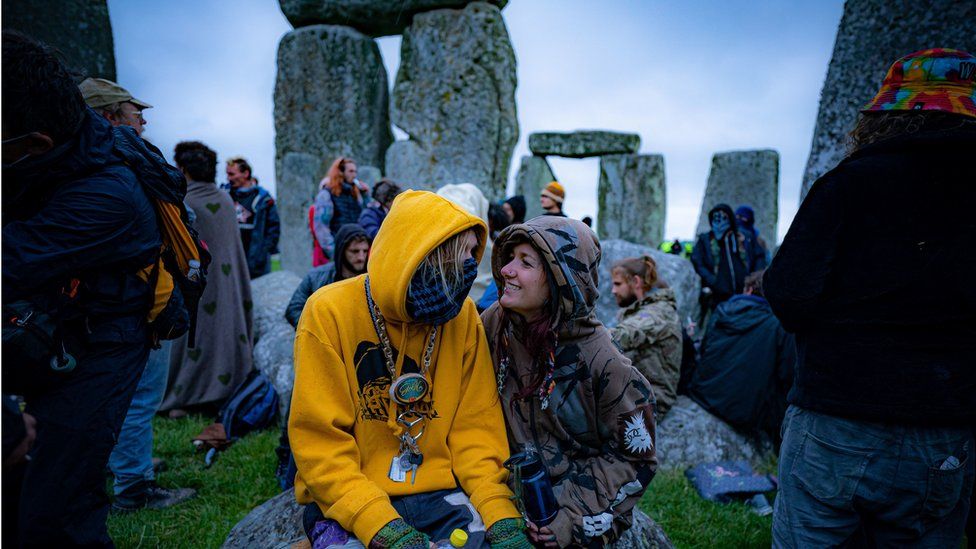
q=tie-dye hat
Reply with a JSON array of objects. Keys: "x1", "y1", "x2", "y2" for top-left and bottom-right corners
[{"x1": 862, "y1": 48, "x2": 976, "y2": 118}]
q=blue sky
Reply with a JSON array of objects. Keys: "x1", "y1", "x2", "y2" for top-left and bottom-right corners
[{"x1": 109, "y1": 0, "x2": 844, "y2": 241}]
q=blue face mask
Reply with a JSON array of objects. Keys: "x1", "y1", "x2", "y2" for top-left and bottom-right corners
[
  {"x1": 407, "y1": 257, "x2": 479, "y2": 325},
  {"x1": 710, "y1": 212, "x2": 730, "y2": 237}
]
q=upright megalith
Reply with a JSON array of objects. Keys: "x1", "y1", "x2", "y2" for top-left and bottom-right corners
[
  {"x1": 2, "y1": 0, "x2": 116, "y2": 80},
  {"x1": 279, "y1": 0, "x2": 507, "y2": 37},
  {"x1": 385, "y1": 2, "x2": 518, "y2": 201},
  {"x1": 274, "y1": 24, "x2": 392, "y2": 274},
  {"x1": 529, "y1": 131, "x2": 640, "y2": 158},
  {"x1": 800, "y1": 0, "x2": 976, "y2": 201},
  {"x1": 598, "y1": 154, "x2": 666, "y2": 247},
  {"x1": 695, "y1": 150, "x2": 779, "y2": 243},
  {"x1": 514, "y1": 156, "x2": 555, "y2": 220}
]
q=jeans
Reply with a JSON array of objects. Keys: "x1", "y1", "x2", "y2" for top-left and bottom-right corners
[
  {"x1": 303, "y1": 489, "x2": 488, "y2": 548},
  {"x1": 109, "y1": 341, "x2": 172, "y2": 495},
  {"x1": 772, "y1": 406, "x2": 974, "y2": 548}
]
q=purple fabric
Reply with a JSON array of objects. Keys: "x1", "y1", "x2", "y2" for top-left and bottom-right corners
[{"x1": 311, "y1": 519, "x2": 350, "y2": 549}]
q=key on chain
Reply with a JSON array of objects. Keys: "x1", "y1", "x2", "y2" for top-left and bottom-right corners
[{"x1": 407, "y1": 452, "x2": 423, "y2": 484}]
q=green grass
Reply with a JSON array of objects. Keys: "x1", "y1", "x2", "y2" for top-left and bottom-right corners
[{"x1": 109, "y1": 417, "x2": 774, "y2": 548}]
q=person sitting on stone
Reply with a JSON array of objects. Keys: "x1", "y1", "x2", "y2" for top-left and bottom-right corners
[
  {"x1": 691, "y1": 203, "x2": 766, "y2": 314},
  {"x1": 312, "y1": 156, "x2": 371, "y2": 267},
  {"x1": 482, "y1": 216, "x2": 658, "y2": 548},
  {"x1": 358, "y1": 179, "x2": 402, "y2": 241},
  {"x1": 610, "y1": 255, "x2": 683, "y2": 419},
  {"x1": 290, "y1": 191, "x2": 530, "y2": 549},
  {"x1": 687, "y1": 270, "x2": 795, "y2": 447},
  {"x1": 285, "y1": 223, "x2": 370, "y2": 328},
  {"x1": 539, "y1": 181, "x2": 566, "y2": 217}
]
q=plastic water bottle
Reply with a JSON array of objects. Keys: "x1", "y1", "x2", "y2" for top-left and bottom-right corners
[
  {"x1": 433, "y1": 529, "x2": 468, "y2": 548},
  {"x1": 187, "y1": 259, "x2": 201, "y2": 283}
]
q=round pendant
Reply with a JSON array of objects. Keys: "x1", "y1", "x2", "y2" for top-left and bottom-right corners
[{"x1": 390, "y1": 373, "x2": 429, "y2": 405}]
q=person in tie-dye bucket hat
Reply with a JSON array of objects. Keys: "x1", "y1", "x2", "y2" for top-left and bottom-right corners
[{"x1": 766, "y1": 48, "x2": 976, "y2": 548}]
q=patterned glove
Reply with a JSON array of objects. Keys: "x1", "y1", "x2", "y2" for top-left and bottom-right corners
[
  {"x1": 486, "y1": 518, "x2": 532, "y2": 549},
  {"x1": 369, "y1": 519, "x2": 430, "y2": 549}
]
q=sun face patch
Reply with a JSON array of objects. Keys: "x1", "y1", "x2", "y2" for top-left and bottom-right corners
[{"x1": 618, "y1": 405, "x2": 655, "y2": 456}]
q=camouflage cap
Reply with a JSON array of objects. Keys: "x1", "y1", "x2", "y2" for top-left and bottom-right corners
[
  {"x1": 862, "y1": 48, "x2": 976, "y2": 118},
  {"x1": 78, "y1": 77, "x2": 153, "y2": 110}
]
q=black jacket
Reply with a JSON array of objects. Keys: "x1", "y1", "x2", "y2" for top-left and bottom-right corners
[
  {"x1": 3, "y1": 110, "x2": 161, "y2": 339},
  {"x1": 285, "y1": 223, "x2": 367, "y2": 328},
  {"x1": 764, "y1": 126, "x2": 976, "y2": 425},
  {"x1": 688, "y1": 295, "x2": 795, "y2": 441},
  {"x1": 691, "y1": 213, "x2": 767, "y2": 303}
]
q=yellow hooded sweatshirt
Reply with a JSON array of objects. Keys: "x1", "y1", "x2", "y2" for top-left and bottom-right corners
[{"x1": 290, "y1": 190, "x2": 520, "y2": 544}]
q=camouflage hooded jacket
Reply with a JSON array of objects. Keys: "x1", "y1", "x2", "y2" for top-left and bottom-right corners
[
  {"x1": 611, "y1": 289, "x2": 683, "y2": 419},
  {"x1": 481, "y1": 216, "x2": 658, "y2": 548}
]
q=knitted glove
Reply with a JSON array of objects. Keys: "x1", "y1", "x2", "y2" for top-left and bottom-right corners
[
  {"x1": 368, "y1": 519, "x2": 430, "y2": 549},
  {"x1": 486, "y1": 518, "x2": 532, "y2": 549}
]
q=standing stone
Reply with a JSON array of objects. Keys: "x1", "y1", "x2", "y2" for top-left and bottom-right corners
[
  {"x1": 386, "y1": 2, "x2": 517, "y2": 202},
  {"x1": 514, "y1": 156, "x2": 555, "y2": 220},
  {"x1": 279, "y1": 0, "x2": 507, "y2": 37},
  {"x1": 529, "y1": 131, "x2": 640, "y2": 158},
  {"x1": 250, "y1": 271, "x2": 302, "y2": 417},
  {"x1": 2, "y1": 0, "x2": 116, "y2": 80},
  {"x1": 694, "y1": 150, "x2": 779, "y2": 243},
  {"x1": 275, "y1": 24, "x2": 392, "y2": 274},
  {"x1": 597, "y1": 240, "x2": 700, "y2": 330},
  {"x1": 800, "y1": 0, "x2": 976, "y2": 201},
  {"x1": 598, "y1": 154, "x2": 666, "y2": 247}
]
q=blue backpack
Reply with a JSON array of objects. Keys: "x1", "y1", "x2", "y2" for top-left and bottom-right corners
[{"x1": 220, "y1": 369, "x2": 279, "y2": 441}]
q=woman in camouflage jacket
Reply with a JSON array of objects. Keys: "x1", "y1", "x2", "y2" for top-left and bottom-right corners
[{"x1": 481, "y1": 216, "x2": 659, "y2": 548}]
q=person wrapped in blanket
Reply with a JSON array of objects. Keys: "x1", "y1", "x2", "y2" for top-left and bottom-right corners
[
  {"x1": 290, "y1": 190, "x2": 532, "y2": 548},
  {"x1": 481, "y1": 216, "x2": 659, "y2": 547}
]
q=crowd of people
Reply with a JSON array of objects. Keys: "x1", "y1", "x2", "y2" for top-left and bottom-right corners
[{"x1": 3, "y1": 29, "x2": 974, "y2": 549}]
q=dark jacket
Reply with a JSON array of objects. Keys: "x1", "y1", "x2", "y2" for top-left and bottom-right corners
[
  {"x1": 764, "y1": 126, "x2": 976, "y2": 425},
  {"x1": 688, "y1": 295, "x2": 795, "y2": 442},
  {"x1": 285, "y1": 223, "x2": 367, "y2": 328},
  {"x1": 329, "y1": 184, "x2": 363, "y2": 233},
  {"x1": 221, "y1": 183, "x2": 280, "y2": 278},
  {"x1": 691, "y1": 204, "x2": 766, "y2": 304},
  {"x1": 357, "y1": 204, "x2": 386, "y2": 241},
  {"x1": 3, "y1": 109, "x2": 161, "y2": 336}
]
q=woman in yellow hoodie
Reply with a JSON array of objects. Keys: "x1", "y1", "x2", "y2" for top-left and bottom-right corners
[{"x1": 290, "y1": 191, "x2": 530, "y2": 549}]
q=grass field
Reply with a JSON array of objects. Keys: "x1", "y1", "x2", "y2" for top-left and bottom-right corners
[{"x1": 108, "y1": 415, "x2": 774, "y2": 548}]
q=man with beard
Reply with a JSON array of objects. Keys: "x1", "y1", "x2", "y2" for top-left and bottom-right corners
[
  {"x1": 610, "y1": 255, "x2": 683, "y2": 419},
  {"x1": 285, "y1": 223, "x2": 370, "y2": 328}
]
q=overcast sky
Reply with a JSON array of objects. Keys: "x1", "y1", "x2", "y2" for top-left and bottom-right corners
[{"x1": 109, "y1": 0, "x2": 845, "y2": 242}]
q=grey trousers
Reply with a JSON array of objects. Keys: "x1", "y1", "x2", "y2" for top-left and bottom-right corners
[{"x1": 772, "y1": 406, "x2": 973, "y2": 548}]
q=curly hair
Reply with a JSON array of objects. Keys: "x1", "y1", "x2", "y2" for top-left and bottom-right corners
[
  {"x1": 848, "y1": 111, "x2": 976, "y2": 153},
  {"x1": 174, "y1": 141, "x2": 217, "y2": 182}
]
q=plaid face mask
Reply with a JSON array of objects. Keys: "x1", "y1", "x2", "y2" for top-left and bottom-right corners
[{"x1": 406, "y1": 257, "x2": 479, "y2": 326}]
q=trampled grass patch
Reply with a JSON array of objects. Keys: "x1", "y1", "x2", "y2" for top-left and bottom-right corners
[{"x1": 109, "y1": 416, "x2": 775, "y2": 548}]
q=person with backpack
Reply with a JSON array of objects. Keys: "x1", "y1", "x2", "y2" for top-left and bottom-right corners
[
  {"x1": 310, "y1": 156, "x2": 371, "y2": 266},
  {"x1": 2, "y1": 32, "x2": 170, "y2": 545},
  {"x1": 222, "y1": 156, "x2": 280, "y2": 279},
  {"x1": 290, "y1": 191, "x2": 531, "y2": 548},
  {"x1": 162, "y1": 142, "x2": 254, "y2": 418},
  {"x1": 80, "y1": 77, "x2": 198, "y2": 511}
]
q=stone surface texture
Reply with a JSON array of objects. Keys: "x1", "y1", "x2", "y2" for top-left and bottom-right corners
[
  {"x1": 223, "y1": 489, "x2": 671, "y2": 549},
  {"x1": 275, "y1": 24, "x2": 392, "y2": 274},
  {"x1": 2, "y1": 0, "x2": 116, "y2": 80},
  {"x1": 222, "y1": 488, "x2": 303, "y2": 549},
  {"x1": 656, "y1": 396, "x2": 771, "y2": 471},
  {"x1": 385, "y1": 2, "x2": 517, "y2": 202},
  {"x1": 529, "y1": 131, "x2": 641, "y2": 158},
  {"x1": 514, "y1": 155, "x2": 555, "y2": 220},
  {"x1": 597, "y1": 240, "x2": 700, "y2": 330},
  {"x1": 694, "y1": 150, "x2": 779, "y2": 243},
  {"x1": 279, "y1": 0, "x2": 507, "y2": 37},
  {"x1": 250, "y1": 271, "x2": 301, "y2": 416},
  {"x1": 800, "y1": 0, "x2": 976, "y2": 201},
  {"x1": 598, "y1": 154, "x2": 666, "y2": 247}
]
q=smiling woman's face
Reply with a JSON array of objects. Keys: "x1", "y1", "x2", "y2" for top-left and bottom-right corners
[{"x1": 499, "y1": 242, "x2": 549, "y2": 320}]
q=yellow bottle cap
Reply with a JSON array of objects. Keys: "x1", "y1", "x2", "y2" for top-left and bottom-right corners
[{"x1": 449, "y1": 529, "x2": 468, "y2": 547}]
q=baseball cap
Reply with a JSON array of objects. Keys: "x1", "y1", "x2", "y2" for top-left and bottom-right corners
[
  {"x1": 862, "y1": 48, "x2": 976, "y2": 118},
  {"x1": 78, "y1": 77, "x2": 153, "y2": 110}
]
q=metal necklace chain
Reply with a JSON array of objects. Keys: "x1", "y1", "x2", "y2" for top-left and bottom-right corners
[{"x1": 364, "y1": 276, "x2": 437, "y2": 383}]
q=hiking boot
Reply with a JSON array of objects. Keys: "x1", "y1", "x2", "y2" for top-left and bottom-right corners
[{"x1": 112, "y1": 481, "x2": 196, "y2": 512}]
